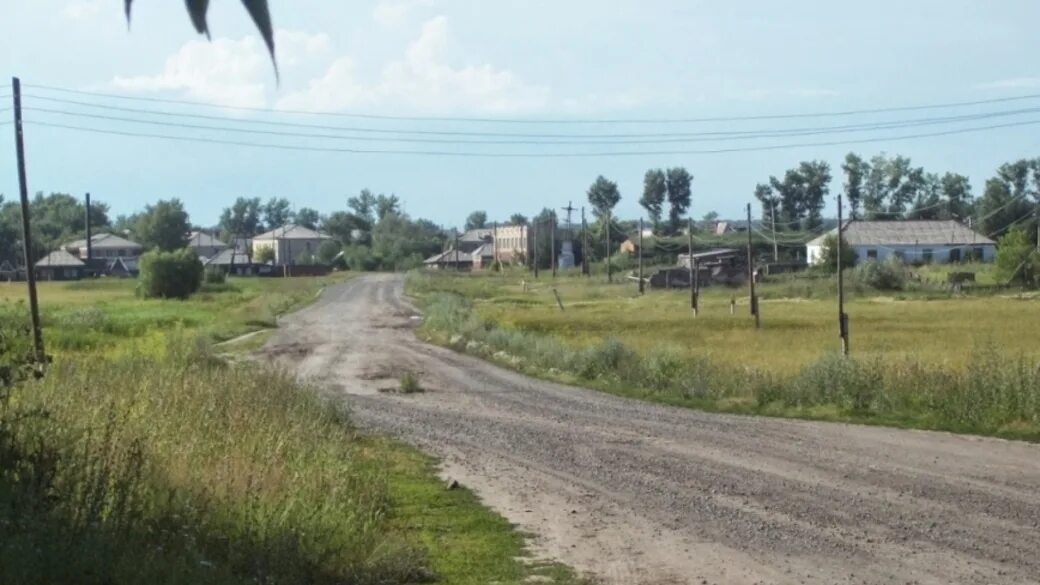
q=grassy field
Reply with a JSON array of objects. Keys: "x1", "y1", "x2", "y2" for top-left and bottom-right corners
[
  {"x1": 0, "y1": 276, "x2": 584, "y2": 585},
  {"x1": 409, "y1": 269, "x2": 1040, "y2": 440}
]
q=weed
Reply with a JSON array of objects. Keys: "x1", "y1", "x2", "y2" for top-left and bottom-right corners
[{"x1": 399, "y1": 370, "x2": 423, "y2": 393}]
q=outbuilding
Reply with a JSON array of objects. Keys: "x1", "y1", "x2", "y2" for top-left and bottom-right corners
[
  {"x1": 806, "y1": 220, "x2": 995, "y2": 266},
  {"x1": 35, "y1": 250, "x2": 87, "y2": 281}
]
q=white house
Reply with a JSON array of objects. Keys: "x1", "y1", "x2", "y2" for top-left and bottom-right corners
[
  {"x1": 251, "y1": 224, "x2": 332, "y2": 265},
  {"x1": 806, "y1": 220, "x2": 996, "y2": 266}
]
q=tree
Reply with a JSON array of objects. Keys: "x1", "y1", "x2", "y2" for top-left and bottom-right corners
[
  {"x1": 665, "y1": 167, "x2": 693, "y2": 234},
  {"x1": 263, "y1": 197, "x2": 293, "y2": 230},
  {"x1": 860, "y1": 154, "x2": 926, "y2": 219},
  {"x1": 767, "y1": 161, "x2": 830, "y2": 229},
  {"x1": 294, "y1": 207, "x2": 320, "y2": 229},
  {"x1": 702, "y1": 211, "x2": 719, "y2": 223},
  {"x1": 509, "y1": 213, "x2": 528, "y2": 226},
  {"x1": 370, "y1": 212, "x2": 446, "y2": 270},
  {"x1": 317, "y1": 240, "x2": 343, "y2": 265},
  {"x1": 754, "y1": 183, "x2": 779, "y2": 225},
  {"x1": 977, "y1": 166, "x2": 1036, "y2": 237},
  {"x1": 639, "y1": 169, "x2": 666, "y2": 230},
  {"x1": 908, "y1": 173, "x2": 942, "y2": 220},
  {"x1": 816, "y1": 234, "x2": 856, "y2": 272},
  {"x1": 939, "y1": 172, "x2": 973, "y2": 220},
  {"x1": 133, "y1": 199, "x2": 190, "y2": 251},
  {"x1": 137, "y1": 248, "x2": 203, "y2": 299},
  {"x1": 995, "y1": 228, "x2": 1039, "y2": 287},
  {"x1": 0, "y1": 192, "x2": 113, "y2": 262},
  {"x1": 841, "y1": 153, "x2": 869, "y2": 219},
  {"x1": 587, "y1": 175, "x2": 621, "y2": 219},
  {"x1": 255, "y1": 246, "x2": 275, "y2": 264},
  {"x1": 375, "y1": 194, "x2": 401, "y2": 220},
  {"x1": 348, "y1": 189, "x2": 378, "y2": 223},
  {"x1": 322, "y1": 211, "x2": 369, "y2": 245},
  {"x1": 218, "y1": 197, "x2": 262, "y2": 239},
  {"x1": 465, "y1": 211, "x2": 488, "y2": 231}
]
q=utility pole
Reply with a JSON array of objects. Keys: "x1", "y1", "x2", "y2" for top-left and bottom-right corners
[
  {"x1": 770, "y1": 207, "x2": 779, "y2": 262},
  {"x1": 551, "y1": 212, "x2": 557, "y2": 278},
  {"x1": 746, "y1": 203, "x2": 760, "y2": 329},
  {"x1": 84, "y1": 192, "x2": 93, "y2": 263},
  {"x1": 533, "y1": 220, "x2": 540, "y2": 278},
  {"x1": 454, "y1": 229, "x2": 461, "y2": 272},
  {"x1": 493, "y1": 221, "x2": 499, "y2": 267},
  {"x1": 637, "y1": 217, "x2": 645, "y2": 294},
  {"x1": 581, "y1": 206, "x2": 589, "y2": 276},
  {"x1": 11, "y1": 77, "x2": 45, "y2": 365},
  {"x1": 605, "y1": 209, "x2": 612, "y2": 283},
  {"x1": 688, "y1": 218, "x2": 697, "y2": 315},
  {"x1": 837, "y1": 194, "x2": 849, "y2": 356}
]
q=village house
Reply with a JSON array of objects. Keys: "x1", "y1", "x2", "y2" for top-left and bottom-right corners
[
  {"x1": 806, "y1": 220, "x2": 996, "y2": 266},
  {"x1": 251, "y1": 224, "x2": 332, "y2": 265},
  {"x1": 187, "y1": 231, "x2": 229, "y2": 260},
  {"x1": 35, "y1": 249, "x2": 87, "y2": 281},
  {"x1": 64, "y1": 232, "x2": 143, "y2": 261}
]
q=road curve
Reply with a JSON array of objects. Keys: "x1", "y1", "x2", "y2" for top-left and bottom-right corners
[{"x1": 260, "y1": 274, "x2": 1040, "y2": 585}]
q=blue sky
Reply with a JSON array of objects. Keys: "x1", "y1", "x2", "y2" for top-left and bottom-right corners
[{"x1": 1, "y1": 0, "x2": 1039, "y2": 229}]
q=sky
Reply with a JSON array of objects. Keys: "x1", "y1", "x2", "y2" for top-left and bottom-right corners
[{"x1": 1, "y1": 0, "x2": 1039, "y2": 229}]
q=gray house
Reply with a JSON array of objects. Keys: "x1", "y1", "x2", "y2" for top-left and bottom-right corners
[{"x1": 807, "y1": 220, "x2": 996, "y2": 266}]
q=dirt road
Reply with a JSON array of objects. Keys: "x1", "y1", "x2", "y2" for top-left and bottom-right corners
[{"x1": 260, "y1": 274, "x2": 1040, "y2": 585}]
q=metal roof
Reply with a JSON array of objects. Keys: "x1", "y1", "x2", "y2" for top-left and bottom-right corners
[
  {"x1": 807, "y1": 220, "x2": 995, "y2": 247},
  {"x1": 188, "y1": 231, "x2": 227, "y2": 248},
  {"x1": 35, "y1": 249, "x2": 86, "y2": 268},
  {"x1": 205, "y1": 249, "x2": 255, "y2": 266},
  {"x1": 64, "y1": 232, "x2": 142, "y2": 251},
  {"x1": 424, "y1": 249, "x2": 471, "y2": 264},
  {"x1": 253, "y1": 224, "x2": 332, "y2": 241}
]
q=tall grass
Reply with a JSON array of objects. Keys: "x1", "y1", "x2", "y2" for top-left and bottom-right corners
[
  {"x1": 1, "y1": 334, "x2": 430, "y2": 584},
  {"x1": 418, "y1": 291, "x2": 1040, "y2": 440}
]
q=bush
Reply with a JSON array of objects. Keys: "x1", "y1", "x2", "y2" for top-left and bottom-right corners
[
  {"x1": 137, "y1": 248, "x2": 204, "y2": 299},
  {"x1": 815, "y1": 234, "x2": 856, "y2": 273},
  {"x1": 254, "y1": 246, "x2": 275, "y2": 264},
  {"x1": 995, "y1": 228, "x2": 1040, "y2": 287},
  {"x1": 853, "y1": 256, "x2": 906, "y2": 290},
  {"x1": 317, "y1": 240, "x2": 343, "y2": 265}
]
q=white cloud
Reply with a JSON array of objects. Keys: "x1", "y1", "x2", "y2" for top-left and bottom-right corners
[
  {"x1": 974, "y1": 77, "x2": 1040, "y2": 90},
  {"x1": 277, "y1": 16, "x2": 550, "y2": 114},
  {"x1": 373, "y1": 0, "x2": 436, "y2": 27},
  {"x1": 61, "y1": 0, "x2": 102, "y2": 21}
]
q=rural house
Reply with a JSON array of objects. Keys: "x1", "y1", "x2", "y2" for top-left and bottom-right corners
[
  {"x1": 251, "y1": 224, "x2": 332, "y2": 265},
  {"x1": 64, "y1": 233, "x2": 143, "y2": 261},
  {"x1": 205, "y1": 249, "x2": 263, "y2": 276},
  {"x1": 187, "y1": 231, "x2": 229, "y2": 260},
  {"x1": 35, "y1": 249, "x2": 87, "y2": 281},
  {"x1": 423, "y1": 249, "x2": 474, "y2": 270},
  {"x1": 806, "y1": 220, "x2": 995, "y2": 266}
]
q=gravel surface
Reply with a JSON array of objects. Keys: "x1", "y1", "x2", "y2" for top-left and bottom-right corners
[{"x1": 260, "y1": 274, "x2": 1040, "y2": 585}]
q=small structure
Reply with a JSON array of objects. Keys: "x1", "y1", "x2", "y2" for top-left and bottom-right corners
[
  {"x1": 423, "y1": 249, "x2": 474, "y2": 270},
  {"x1": 188, "y1": 230, "x2": 229, "y2": 260},
  {"x1": 653, "y1": 248, "x2": 748, "y2": 289},
  {"x1": 806, "y1": 220, "x2": 996, "y2": 266},
  {"x1": 0, "y1": 260, "x2": 24, "y2": 282},
  {"x1": 205, "y1": 249, "x2": 259, "y2": 276},
  {"x1": 251, "y1": 224, "x2": 333, "y2": 266},
  {"x1": 35, "y1": 249, "x2": 87, "y2": 281}
]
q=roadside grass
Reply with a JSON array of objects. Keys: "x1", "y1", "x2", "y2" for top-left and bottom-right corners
[
  {"x1": 408, "y1": 270, "x2": 1040, "y2": 441},
  {"x1": 1, "y1": 275, "x2": 586, "y2": 585}
]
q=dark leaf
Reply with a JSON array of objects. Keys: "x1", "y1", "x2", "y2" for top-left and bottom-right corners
[
  {"x1": 241, "y1": 0, "x2": 278, "y2": 77},
  {"x1": 185, "y1": 0, "x2": 211, "y2": 38}
]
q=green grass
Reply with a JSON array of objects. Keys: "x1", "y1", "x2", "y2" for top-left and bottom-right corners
[
  {"x1": 1, "y1": 275, "x2": 585, "y2": 585},
  {"x1": 408, "y1": 269, "x2": 1040, "y2": 441}
]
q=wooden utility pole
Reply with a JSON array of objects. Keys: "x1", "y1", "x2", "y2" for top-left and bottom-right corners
[
  {"x1": 581, "y1": 206, "x2": 589, "y2": 276},
  {"x1": 746, "y1": 203, "x2": 760, "y2": 329},
  {"x1": 493, "y1": 221, "x2": 499, "y2": 267},
  {"x1": 550, "y1": 212, "x2": 557, "y2": 278},
  {"x1": 11, "y1": 77, "x2": 45, "y2": 365},
  {"x1": 532, "y1": 220, "x2": 539, "y2": 278},
  {"x1": 770, "y1": 208, "x2": 779, "y2": 262},
  {"x1": 837, "y1": 194, "x2": 849, "y2": 356},
  {"x1": 605, "y1": 210, "x2": 612, "y2": 283},
  {"x1": 637, "y1": 217, "x2": 644, "y2": 294},
  {"x1": 454, "y1": 230, "x2": 461, "y2": 272},
  {"x1": 688, "y1": 219, "x2": 697, "y2": 314}
]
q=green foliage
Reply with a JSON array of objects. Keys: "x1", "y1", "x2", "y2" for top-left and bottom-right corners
[
  {"x1": 769, "y1": 160, "x2": 831, "y2": 229},
  {"x1": 294, "y1": 207, "x2": 320, "y2": 230},
  {"x1": 137, "y1": 249, "x2": 203, "y2": 299},
  {"x1": 816, "y1": 234, "x2": 856, "y2": 272},
  {"x1": 465, "y1": 211, "x2": 488, "y2": 231},
  {"x1": 369, "y1": 213, "x2": 445, "y2": 271},
  {"x1": 586, "y1": 175, "x2": 621, "y2": 218},
  {"x1": 317, "y1": 240, "x2": 343, "y2": 265},
  {"x1": 853, "y1": 256, "x2": 906, "y2": 290},
  {"x1": 995, "y1": 227, "x2": 1040, "y2": 286},
  {"x1": 664, "y1": 167, "x2": 693, "y2": 234},
  {"x1": 218, "y1": 197, "x2": 263, "y2": 240},
  {"x1": 399, "y1": 371, "x2": 423, "y2": 394},
  {"x1": 203, "y1": 265, "x2": 227, "y2": 285},
  {"x1": 0, "y1": 192, "x2": 111, "y2": 264},
  {"x1": 640, "y1": 169, "x2": 666, "y2": 228},
  {"x1": 262, "y1": 197, "x2": 292, "y2": 230},
  {"x1": 132, "y1": 199, "x2": 190, "y2": 251},
  {"x1": 254, "y1": 246, "x2": 275, "y2": 264},
  {"x1": 508, "y1": 213, "x2": 528, "y2": 226}
]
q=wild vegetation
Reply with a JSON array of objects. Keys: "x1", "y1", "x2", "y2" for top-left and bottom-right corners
[
  {"x1": 0, "y1": 277, "x2": 584, "y2": 584},
  {"x1": 409, "y1": 270, "x2": 1040, "y2": 441}
]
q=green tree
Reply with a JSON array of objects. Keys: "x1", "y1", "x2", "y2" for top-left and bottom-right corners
[
  {"x1": 218, "y1": 197, "x2": 262, "y2": 239},
  {"x1": 294, "y1": 207, "x2": 320, "y2": 229},
  {"x1": 995, "y1": 228, "x2": 1039, "y2": 287},
  {"x1": 939, "y1": 172, "x2": 974, "y2": 220},
  {"x1": 255, "y1": 246, "x2": 275, "y2": 264},
  {"x1": 768, "y1": 161, "x2": 830, "y2": 229},
  {"x1": 702, "y1": 211, "x2": 719, "y2": 223},
  {"x1": 375, "y1": 194, "x2": 401, "y2": 220},
  {"x1": 317, "y1": 240, "x2": 343, "y2": 264},
  {"x1": 907, "y1": 173, "x2": 942, "y2": 220},
  {"x1": 587, "y1": 175, "x2": 621, "y2": 219},
  {"x1": 509, "y1": 213, "x2": 528, "y2": 226},
  {"x1": 133, "y1": 199, "x2": 191, "y2": 251},
  {"x1": 639, "y1": 169, "x2": 666, "y2": 231},
  {"x1": 841, "y1": 153, "x2": 869, "y2": 219},
  {"x1": 263, "y1": 197, "x2": 293, "y2": 230},
  {"x1": 348, "y1": 190, "x2": 377, "y2": 223},
  {"x1": 465, "y1": 211, "x2": 488, "y2": 231},
  {"x1": 322, "y1": 211, "x2": 369, "y2": 245},
  {"x1": 664, "y1": 167, "x2": 693, "y2": 234},
  {"x1": 754, "y1": 183, "x2": 779, "y2": 225},
  {"x1": 977, "y1": 176, "x2": 1034, "y2": 237},
  {"x1": 816, "y1": 234, "x2": 856, "y2": 273}
]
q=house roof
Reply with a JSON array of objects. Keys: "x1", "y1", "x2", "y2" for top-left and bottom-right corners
[
  {"x1": 253, "y1": 224, "x2": 331, "y2": 241},
  {"x1": 205, "y1": 249, "x2": 255, "y2": 266},
  {"x1": 472, "y1": 243, "x2": 496, "y2": 258},
  {"x1": 461, "y1": 228, "x2": 494, "y2": 242},
  {"x1": 35, "y1": 249, "x2": 86, "y2": 268},
  {"x1": 807, "y1": 220, "x2": 995, "y2": 247},
  {"x1": 64, "y1": 232, "x2": 142, "y2": 251},
  {"x1": 424, "y1": 249, "x2": 472, "y2": 264},
  {"x1": 188, "y1": 231, "x2": 227, "y2": 248}
]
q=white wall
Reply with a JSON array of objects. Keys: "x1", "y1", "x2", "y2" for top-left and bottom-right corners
[{"x1": 807, "y1": 243, "x2": 995, "y2": 265}]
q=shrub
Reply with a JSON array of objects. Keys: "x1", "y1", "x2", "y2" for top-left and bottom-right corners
[
  {"x1": 137, "y1": 248, "x2": 203, "y2": 299},
  {"x1": 254, "y1": 246, "x2": 275, "y2": 264},
  {"x1": 815, "y1": 234, "x2": 856, "y2": 273},
  {"x1": 853, "y1": 256, "x2": 906, "y2": 290},
  {"x1": 204, "y1": 265, "x2": 227, "y2": 284},
  {"x1": 399, "y1": 371, "x2": 423, "y2": 393},
  {"x1": 317, "y1": 240, "x2": 343, "y2": 265},
  {"x1": 995, "y1": 227, "x2": 1040, "y2": 287}
]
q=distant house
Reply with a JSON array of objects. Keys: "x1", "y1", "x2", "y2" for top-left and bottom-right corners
[
  {"x1": 423, "y1": 249, "x2": 474, "y2": 270},
  {"x1": 471, "y1": 243, "x2": 496, "y2": 270},
  {"x1": 187, "y1": 231, "x2": 228, "y2": 260},
  {"x1": 251, "y1": 224, "x2": 332, "y2": 265},
  {"x1": 806, "y1": 220, "x2": 996, "y2": 266},
  {"x1": 205, "y1": 249, "x2": 260, "y2": 276},
  {"x1": 35, "y1": 250, "x2": 87, "y2": 281},
  {"x1": 0, "y1": 260, "x2": 23, "y2": 281},
  {"x1": 64, "y1": 233, "x2": 143, "y2": 261}
]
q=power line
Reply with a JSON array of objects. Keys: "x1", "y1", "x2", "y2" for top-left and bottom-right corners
[
  {"x1": 24, "y1": 82, "x2": 1040, "y2": 125},
  {"x1": 25, "y1": 93, "x2": 1040, "y2": 141},
  {"x1": 24, "y1": 117, "x2": 1040, "y2": 158},
  {"x1": 26, "y1": 103, "x2": 1040, "y2": 147}
]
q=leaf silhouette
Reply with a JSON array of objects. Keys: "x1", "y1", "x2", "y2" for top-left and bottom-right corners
[{"x1": 185, "y1": 0, "x2": 212, "y2": 38}]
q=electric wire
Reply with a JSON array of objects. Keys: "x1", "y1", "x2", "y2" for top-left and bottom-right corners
[{"x1": 23, "y1": 82, "x2": 1040, "y2": 125}]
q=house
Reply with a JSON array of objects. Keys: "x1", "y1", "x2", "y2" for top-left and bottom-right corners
[
  {"x1": 251, "y1": 224, "x2": 333, "y2": 265},
  {"x1": 64, "y1": 233, "x2": 143, "y2": 261},
  {"x1": 205, "y1": 249, "x2": 259, "y2": 276},
  {"x1": 664, "y1": 248, "x2": 749, "y2": 288},
  {"x1": 35, "y1": 250, "x2": 87, "y2": 281},
  {"x1": 105, "y1": 257, "x2": 139, "y2": 278},
  {"x1": 187, "y1": 231, "x2": 228, "y2": 260},
  {"x1": 471, "y1": 243, "x2": 497, "y2": 270},
  {"x1": 423, "y1": 249, "x2": 474, "y2": 270},
  {"x1": 493, "y1": 224, "x2": 530, "y2": 263},
  {"x1": 806, "y1": 220, "x2": 996, "y2": 266},
  {"x1": 0, "y1": 260, "x2": 24, "y2": 281}
]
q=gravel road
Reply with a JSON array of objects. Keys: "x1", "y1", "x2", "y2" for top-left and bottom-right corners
[{"x1": 260, "y1": 274, "x2": 1040, "y2": 585}]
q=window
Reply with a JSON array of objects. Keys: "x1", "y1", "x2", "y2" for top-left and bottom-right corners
[
  {"x1": 866, "y1": 249, "x2": 878, "y2": 260},
  {"x1": 64, "y1": 269, "x2": 78, "y2": 279},
  {"x1": 972, "y1": 247, "x2": 985, "y2": 261},
  {"x1": 949, "y1": 248, "x2": 961, "y2": 263},
  {"x1": 118, "y1": 249, "x2": 126, "y2": 257},
  {"x1": 922, "y1": 249, "x2": 933, "y2": 264}
]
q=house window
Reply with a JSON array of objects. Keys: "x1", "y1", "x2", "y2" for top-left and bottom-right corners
[
  {"x1": 866, "y1": 249, "x2": 878, "y2": 260},
  {"x1": 949, "y1": 248, "x2": 962, "y2": 263},
  {"x1": 972, "y1": 247, "x2": 985, "y2": 261},
  {"x1": 64, "y1": 269, "x2": 78, "y2": 279},
  {"x1": 922, "y1": 249, "x2": 933, "y2": 264},
  {"x1": 118, "y1": 249, "x2": 126, "y2": 257}
]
